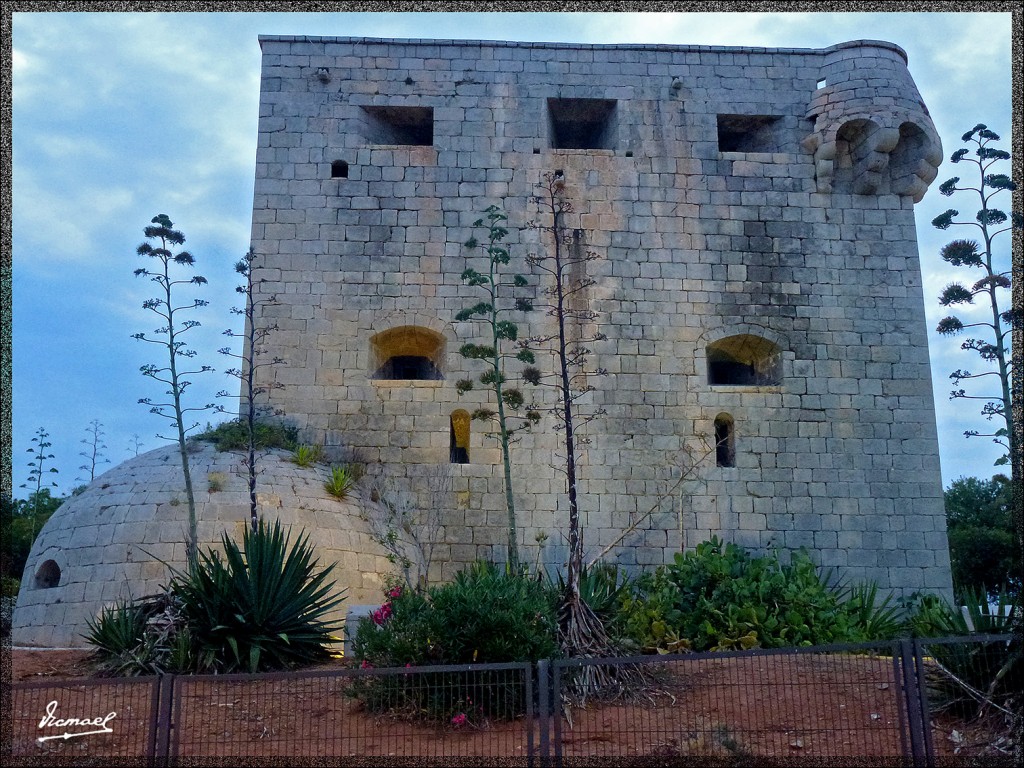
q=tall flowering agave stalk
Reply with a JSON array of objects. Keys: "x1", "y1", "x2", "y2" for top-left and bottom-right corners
[
  {"x1": 932, "y1": 124, "x2": 1019, "y2": 478},
  {"x1": 523, "y1": 172, "x2": 645, "y2": 702},
  {"x1": 133, "y1": 214, "x2": 218, "y2": 570},
  {"x1": 455, "y1": 204, "x2": 539, "y2": 572}
]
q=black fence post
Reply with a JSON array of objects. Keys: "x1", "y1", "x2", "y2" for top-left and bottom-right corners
[
  {"x1": 912, "y1": 638, "x2": 936, "y2": 765},
  {"x1": 537, "y1": 660, "x2": 550, "y2": 768},
  {"x1": 899, "y1": 639, "x2": 929, "y2": 767},
  {"x1": 152, "y1": 673, "x2": 174, "y2": 768}
]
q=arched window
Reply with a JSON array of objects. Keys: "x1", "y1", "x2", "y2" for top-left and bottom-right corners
[
  {"x1": 34, "y1": 559, "x2": 61, "y2": 589},
  {"x1": 450, "y1": 410, "x2": 470, "y2": 464},
  {"x1": 370, "y1": 326, "x2": 446, "y2": 381},
  {"x1": 714, "y1": 413, "x2": 736, "y2": 468},
  {"x1": 707, "y1": 334, "x2": 781, "y2": 386}
]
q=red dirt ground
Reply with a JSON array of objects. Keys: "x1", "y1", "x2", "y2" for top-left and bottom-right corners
[{"x1": 8, "y1": 648, "x2": 1014, "y2": 764}]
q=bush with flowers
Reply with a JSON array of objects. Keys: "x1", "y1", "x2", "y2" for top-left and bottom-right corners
[{"x1": 349, "y1": 562, "x2": 559, "y2": 722}]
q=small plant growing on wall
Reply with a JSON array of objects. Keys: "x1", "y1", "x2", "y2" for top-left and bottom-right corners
[
  {"x1": 324, "y1": 465, "x2": 359, "y2": 500},
  {"x1": 455, "y1": 204, "x2": 539, "y2": 572},
  {"x1": 291, "y1": 444, "x2": 325, "y2": 468}
]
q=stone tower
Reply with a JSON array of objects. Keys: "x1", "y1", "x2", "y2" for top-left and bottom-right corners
[{"x1": 247, "y1": 35, "x2": 954, "y2": 597}]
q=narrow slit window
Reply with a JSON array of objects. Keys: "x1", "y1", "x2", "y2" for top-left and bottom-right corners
[
  {"x1": 715, "y1": 413, "x2": 736, "y2": 468},
  {"x1": 450, "y1": 410, "x2": 470, "y2": 464}
]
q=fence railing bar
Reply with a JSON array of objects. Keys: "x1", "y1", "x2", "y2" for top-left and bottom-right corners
[
  {"x1": 913, "y1": 638, "x2": 937, "y2": 766},
  {"x1": 900, "y1": 639, "x2": 928, "y2": 767},
  {"x1": 536, "y1": 659, "x2": 549, "y2": 768},
  {"x1": 552, "y1": 661, "x2": 563, "y2": 768},
  {"x1": 892, "y1": 646, "x2": 912, "y2": 764},
  {"x1": 548, "y1": 639, "x2": 903, "y2": 671},
  {"x1": 153, "y1": 673, "x2": 175, "y2": 767}
]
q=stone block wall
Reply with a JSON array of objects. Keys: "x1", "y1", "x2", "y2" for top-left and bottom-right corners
[{"x1": 248, "y1": 36, "x2": 952, "y2": 599}]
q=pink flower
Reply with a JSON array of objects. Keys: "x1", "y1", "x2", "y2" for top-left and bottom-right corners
[
  {"x1": 451, "y1": 713, "x2": 467, "y2": 727},
  {"x1": 388, "y1": 586, "x2": 403, "y2": 599},
  {"x1": 360, "y1": 660, "x2": 373, "y2": 669}
]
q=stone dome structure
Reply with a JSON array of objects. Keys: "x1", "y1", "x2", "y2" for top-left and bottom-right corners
[{"x1": 12, "y1": 442, "x2": 393, "y2": 648}]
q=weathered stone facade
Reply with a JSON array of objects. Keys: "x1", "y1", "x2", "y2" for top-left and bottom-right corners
[
  {"x1": 13, "y1": 35, "x2": 954, "y2": 647},
  {"x1": 248, "y1": 36, "x2": 952, "y2": 595}
]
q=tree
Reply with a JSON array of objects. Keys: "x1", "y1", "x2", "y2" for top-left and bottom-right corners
[
  {"x1": 932, "y1": 124, "x2": 1019, "y2": 482},
  {"x1": 78, "y1": 419, "x2": 110, "y2": 484},
  {"x1": 218, "y1": 248, "x2": 284, "y2": 533},
  {"x1": 2, "y1": 489, "x2": 65, "y2": 582},
  {"x1": 132, "y1": 214, "x2": 218, "y2": 569},
  {"x1": 524, "y1": 171, "x2": 618, "y2": 680},
  {"x1": 455, "y1": 205, "x2": 539, "y2": 571},
  {"x1": 944, "y1": 475, "x2": 1019, "y2": 599},
  {"x1": 20, "y1": 427, "x2": 59, "y2": 539}
]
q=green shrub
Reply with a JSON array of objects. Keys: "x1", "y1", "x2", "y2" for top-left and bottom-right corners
[
  {"x1": 551, "y1": 562, "x2": 634, "y2": 646},
  {"x1": 173, "y1": 520, "x2": 345, "y2": 672},
  {"x1": 1, "y1": 575, "x2": 20, "y2": 599},
  {"x1": 84, "y1": 521, "x2": 345, "y2": 674},
  {"x1": 351, "y1": 563, "x2": 559, "y2": 721},
  {"x1": 325, "y1": 465, "x2": 358, "y2": 499},
  {"x1": 835, "y1": 580, "x2": 903, "y2": 641},
  {"x1": 291, "y1": 444, "x2": 325, "y2": 467},
  {"x1": 905, "y1": 585, "x2": 1017, "y2": 638},
  {"x1": 84, "y1": 592, "x2": 189, "y2": 676},
  {"x1": 904, "y1": 588, "x2": 1021, "y2": 718},
  {"x1": 194, "y1": 419, "x2": 299, "y2": 452},
  {"x1": 619, "y1": 537, "x2": 861, "y2": 652}
]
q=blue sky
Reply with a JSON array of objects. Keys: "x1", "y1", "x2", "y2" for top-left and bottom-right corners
[{"x1": 9, "y1": 10, "x2": 1016, "y2": 496}]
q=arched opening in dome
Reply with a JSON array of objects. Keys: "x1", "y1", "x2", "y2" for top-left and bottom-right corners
[{"x1": 34, "y1": 559, "x2": 61, "y2": 589}]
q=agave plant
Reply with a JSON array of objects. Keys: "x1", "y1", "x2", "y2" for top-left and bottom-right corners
[
  {"x1": 836, "y1": 580, "x2": 903, "y2": 640},
  {"x1": 172, "y1": 520, "x2": 345, "y2": 672},
  {"x1": 84, "y1": 591, "x2": 187, "y2": 676},
  {"x1": 325, "y1": 465, "x2": 358, "y2": 500},
  {"x1": 291, "y1": 444, "x2": 325, "y2": 468}
]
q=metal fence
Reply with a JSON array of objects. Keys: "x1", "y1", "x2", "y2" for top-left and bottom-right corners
[{"x1": 7, "y1": 635, "x2": 1018, "y2": 766}]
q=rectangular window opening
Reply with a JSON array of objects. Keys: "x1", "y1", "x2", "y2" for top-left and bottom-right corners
[
  {"x1": 717, "y1": 114, "x2": 785, "y2": 153},
  {"x1": 548, "y1": 98, "x2": 617, "y2": 150},
  {"x1": 361, "y1": 106, "x2": 434, "y2": 146}
]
